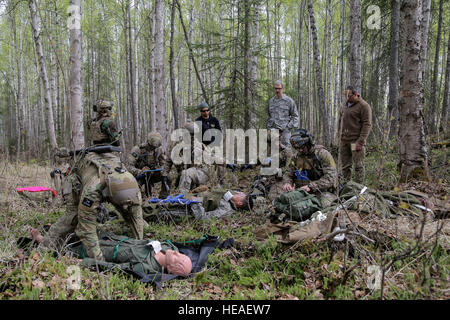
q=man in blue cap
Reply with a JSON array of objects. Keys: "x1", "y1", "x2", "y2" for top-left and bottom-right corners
[{"x1": 195, "y1": 102, "x2": 222, "y2": 146}]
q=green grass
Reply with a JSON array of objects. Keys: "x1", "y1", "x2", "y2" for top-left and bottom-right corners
[{"x1": 0, "y1": 144, "x2": 449, "y2": 300}]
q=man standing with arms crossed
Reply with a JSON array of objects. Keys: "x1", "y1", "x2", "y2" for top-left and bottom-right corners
[
  {"x1": 267, "y1": 80, "x2": 299, "y2": 148},
  {"x1": 337, "y1": 86, "x2": 372, "y2": 184}
]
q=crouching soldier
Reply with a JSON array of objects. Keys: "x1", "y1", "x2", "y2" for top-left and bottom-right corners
[
  {"x1": 163, "y1": 122, "x2": 234, "y2": 194},
  {"x1": 282, "y1": 129, "x2": 338, "y2": 208},
  {"x1": 126, "y1": 132, "x2": 171, "y2": 199},
  {"x1": 32, "y1": 99, "x2": 144, "y2": 261}
]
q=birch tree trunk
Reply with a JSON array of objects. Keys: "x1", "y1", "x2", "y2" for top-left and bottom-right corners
[
  {"x1": 148, "y1": 6, "x2": 156, "y2": 131},
  {"x1": 154, "y1": 0, "x2": 167, "y2": 141},
  {"x1": 297, "y1": 0, "x2": 305, "y2": 128},
  {"x1": 308, "y1": 0, "x2": 329, "y2": 145},
  {"x1": 398, "y1": 0, "x2": 430, "y2": 181},
  {"x1": 169, "y1": 0, "x2": 180, "y2": 129},
  {"x1": 29, "y1": 0, "x2": 58, "y2": 152},
  {"x1": 349, "y1": 0, "x2": 361, "y2": 93}
]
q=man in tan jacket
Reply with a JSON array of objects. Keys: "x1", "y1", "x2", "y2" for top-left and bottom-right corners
[{"x1": 337, "y1": 86, "x2": 372, "y2": 184}]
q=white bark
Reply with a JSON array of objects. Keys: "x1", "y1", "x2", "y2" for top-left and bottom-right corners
[
  {"x1": 29, "y1": 0, "x2": 58, "y2": 151},
  {"x1": 154, "y1": 0, "x2": 167, "y2": 141}
]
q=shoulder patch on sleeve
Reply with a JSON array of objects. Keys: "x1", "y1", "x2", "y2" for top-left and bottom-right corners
[{"x1": 82, "y1": 197, "x2": 94, "y2": 208}]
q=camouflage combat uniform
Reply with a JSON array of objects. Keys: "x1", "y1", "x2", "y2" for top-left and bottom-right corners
[
  {"x1": 126, "y1": 132, "x2": 171, "y2": 199},
  {"x1": 267, "y1": 94, "x2": 299, "y2": 147},
  {"x1": 282, "y1": 145, "x2": 338, "y2": 207},
  {"x1": 42, "y1": 100, "x2": 143, "y2": 260},
  {"x1": 251, "y1": 146, "x2": 294, "y2": 202},
  {"x1": 144, "y1": 189, "x2": 247, "y2": 221}
]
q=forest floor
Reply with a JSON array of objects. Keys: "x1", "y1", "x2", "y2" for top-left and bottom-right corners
[{"x1": 0, "y1": 140, "x2": 448, "y2": 300}]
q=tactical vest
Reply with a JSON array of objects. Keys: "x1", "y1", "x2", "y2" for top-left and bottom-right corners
[
  {"x1": 134, "y1": 146, "x2": 161, "y2": 170},
  {"x1": 89, "y1": 116, "x2": 112, "y2": 145},
  {"x1": 293, "y1": 152, "x2": 323, "y2": 188}
]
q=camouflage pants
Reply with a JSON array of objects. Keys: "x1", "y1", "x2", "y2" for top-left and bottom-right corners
[
  {"x1": 280, "y1": 128, "x2": 292, "y2": 148},
  {"x1": 267, "y1": 181, "x2": 285, "y2": 202},
  {"x1": 178, "y1": 167, "x2": 209, "y2": 194},
  {"x1": 340, "y1": 140, "x2": 366, "y2": 184},
  {"x1": 41, "y1": 191, "x2": 79, "y2": 251}
]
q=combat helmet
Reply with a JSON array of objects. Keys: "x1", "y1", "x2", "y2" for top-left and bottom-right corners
[
  {"x1": 147, "y1": 132, "x2": 163, "y2": 149},
  {"x1": 290, "y1": 128, "x2": 314, "y2": 149},
  {"x1": 93, "y1": 99, "x2": 113, "y2": 113}
]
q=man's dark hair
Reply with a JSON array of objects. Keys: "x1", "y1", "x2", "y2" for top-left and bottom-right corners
[{"x1": 346, "y1": 85, "x2": 357, "y2": 94}]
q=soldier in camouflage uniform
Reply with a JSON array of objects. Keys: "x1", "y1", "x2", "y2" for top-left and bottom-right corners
[
  {"x1": 126, "y1": 132, "x2": 171, "y2": 199},
  {"x1": 163, "y1": 122, "x2": 233, "y2": 194},
  {"x1": 267, "y1": 80, "x2": 299, "y2": 147},
  {"x1": 143, "y1": 188, "x2": 260, "y2": 221},
  {"x1": 34, "y1": 100, "x2": 143, "y2": 260},
  {"x1": 282, "y1": 129, "x2": 338, "y2": 207},
  {"x1": 250, "y1": 130, "x2": 294, "y2": 202}
]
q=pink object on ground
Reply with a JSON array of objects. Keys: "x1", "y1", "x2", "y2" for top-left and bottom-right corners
[{"x1": 16, "y1": 186, "x2": 57, "y2": 197}]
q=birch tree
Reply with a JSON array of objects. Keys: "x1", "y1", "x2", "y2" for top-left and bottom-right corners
[
  {"x1": 308, "y1": 0, "x2": 329, "y2": 146},
  {"x1": 349, "y1": 0, "x2": 361, "y2": 93},
  {"x1": 28, "y1": 0, "x2": 58, "y2": 152},
  {"x1": 398, "y1": 0, "x2": 430, "y2": 181},
  {"x1": 68, "y1": 0, "x2": 84, "y2": 150}
]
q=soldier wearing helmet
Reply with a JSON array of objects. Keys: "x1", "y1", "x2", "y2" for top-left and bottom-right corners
[
  {"x1": 163, "y1": 122, "x2": 230, "y2": 193},
  {"x1": 282, "y1": 129, "x2": 338, "y2": 207},
  {"x1": 35, "y1": 99, "x2": 144, "y2": 261},
  {"x1": 87, "y1": 99, "x2": 120, "y2": 146},
  {"x1": 127, "y1": 131, "x2": 171, "y2": 199}
]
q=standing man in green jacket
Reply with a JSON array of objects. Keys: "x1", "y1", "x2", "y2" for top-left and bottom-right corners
[{"x1": 337, "y1": 86, "x2": 372, "y2": 184}]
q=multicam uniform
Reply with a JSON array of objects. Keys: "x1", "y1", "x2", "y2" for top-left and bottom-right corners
[
  {"x1": 282, "y1": 145, "x2": 338, "y2": 207},
  {"x1": 251, "y1": 146, "x2": 294, "y2": 202},
  {"x1": 42, "y1": 101, "x2": 143, "y2": 260},
  {"x1": 127, "y1": 133, "x2": 171, "y2": 199},
  {"x1": 163, "y1": 139, "x2": 224, "y2": 194}
]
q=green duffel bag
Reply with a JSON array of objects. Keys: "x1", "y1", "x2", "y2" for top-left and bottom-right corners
[{"x1": 274, "y1": 189, "x2": 322, "y2": 222}]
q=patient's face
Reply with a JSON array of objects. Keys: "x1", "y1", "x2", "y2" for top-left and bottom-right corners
[{"x1": 165, "y1": 250, "x2": 192, "y2": 277}]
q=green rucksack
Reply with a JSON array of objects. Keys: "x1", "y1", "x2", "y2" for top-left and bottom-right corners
[{"x1": 274, "y1": 190, "x2": 322, "y2": 221}]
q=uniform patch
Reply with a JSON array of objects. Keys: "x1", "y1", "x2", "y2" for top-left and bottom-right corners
[{"x1": 82, "y1": 197, "x2": 94, "y2": 208}]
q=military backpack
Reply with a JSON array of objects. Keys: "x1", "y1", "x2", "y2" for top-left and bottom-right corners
[{"x1": 274, "y1": 189, "x2": 322, "y2": 221}]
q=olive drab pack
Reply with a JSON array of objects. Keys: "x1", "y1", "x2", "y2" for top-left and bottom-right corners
[
  {"x1": 274, "y1": 189, "x2": 322, "y2": 221},
  {"x1": 81, "y1": 152, "x2": 141, "y2": 207}
]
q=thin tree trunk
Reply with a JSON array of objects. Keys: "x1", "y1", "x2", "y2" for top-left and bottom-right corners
[
  {"x1": 308, "y1": 0, "x2": 329, "y2": 146},
  {"x1": 429, "y1": 0, "x2": 443, "y2": 134},
  {"x1": 297, "y1": 0, "x2": 305, "y2": 128},
  {"x1": 68, "y1": 0, "x2": 84, "y2": 150},
  {"x1": 169, "y1": 0, "x2": 180, "y2": 129},
  {"x1": 388, "y1": 0, "x2": 400, "y2": 139},
  {"x1": 349, "y1": 0, "x2": 361, "y2": 93},
  {"x1": 155, "y1": 0, "x2": 167, "y2": 141},
  {"x1": 29, "y1": 0, "x2": 58, "y2": 152},
  {"x1": 441, "y1": 30, "x2": 450, "y2": 134}
]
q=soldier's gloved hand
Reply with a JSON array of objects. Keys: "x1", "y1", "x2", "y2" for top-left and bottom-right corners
[
  {"x1": 226, "y1": 164, "x2": 238, "y2": 172},
  {"x1": 162, "y1": 176, "x2": 170, "y2": 191}
]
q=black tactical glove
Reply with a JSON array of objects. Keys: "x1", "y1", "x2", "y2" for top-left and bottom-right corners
[{"x1": 162, "y1": 176, "x2": 170, "y2": 192}]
